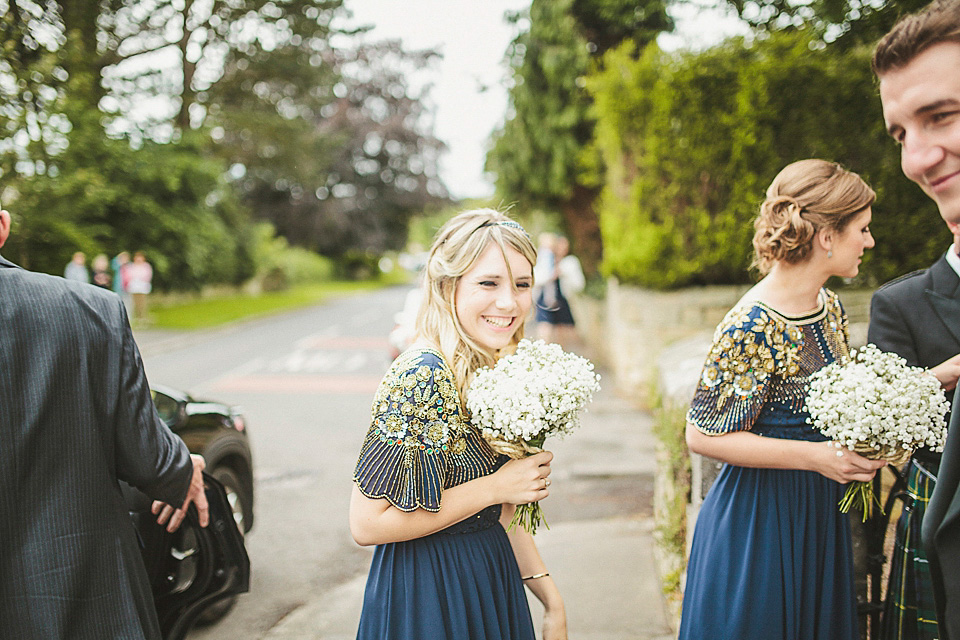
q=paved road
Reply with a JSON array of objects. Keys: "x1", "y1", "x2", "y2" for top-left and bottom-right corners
[
  {"x1": 137, "y1": 285, "x2": 669, "y2": 639},
  {"x1": 141, "y1": 286, "x2": 408, "y2": 639}
]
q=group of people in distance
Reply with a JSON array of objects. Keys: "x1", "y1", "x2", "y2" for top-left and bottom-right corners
[
  {"x1": 63, "y1": 250, "x2": 154, "y2": 325},
  {"x1": 2, "y1": 1, "x2": 960, "y2": 639}
]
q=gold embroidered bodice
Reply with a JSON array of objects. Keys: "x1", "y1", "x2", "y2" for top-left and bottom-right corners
[{"x1": 688, "y1": 289, "x2": 849, "y2": 440}]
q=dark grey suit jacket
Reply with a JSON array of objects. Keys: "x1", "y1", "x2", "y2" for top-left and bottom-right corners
[
  {"x1": 868, "y1": 254, "x2": 960, "y2": 385},
  {"x1": 868, "y1": 254, "x2": 960, "y2": 640},
  {"x1": 0, "y1": 254, "x2": 193, "y2": 639}
]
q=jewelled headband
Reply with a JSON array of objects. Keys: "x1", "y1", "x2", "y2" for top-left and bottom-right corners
[{"x1": 477, "y1": 219, "x2": 531, "y2": 238}]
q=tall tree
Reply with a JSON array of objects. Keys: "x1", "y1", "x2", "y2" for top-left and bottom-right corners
[
  {"x1": 0, "y1": 0, "x2": 254, "y2": 284},
  {"x1": 486, "y1": 0, "x2": 672, "y2": 275},
  {"x1": 95, "y1": 0, "x2": 346, "y2": 138},
  {"x1": 208, "y1": 38, "x2": 448, "y2": 256},
  {"x1": 1, "y1": 0, "x2": 448, "y2": 273},
  {"x1": 95, "y1": 0, "x2": 448, "y2": 255}
]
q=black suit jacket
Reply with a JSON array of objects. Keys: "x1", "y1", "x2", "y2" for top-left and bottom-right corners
[
  {"x1": 0, "y1": 254, "x2": 193, "y2": 639},
  {"x1": 868, "y1": 254, "x2": 960, "y2": 640}
]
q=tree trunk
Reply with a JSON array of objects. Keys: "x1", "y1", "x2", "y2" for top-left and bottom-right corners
[
  {"x1": 59, "y1": 0, "x2": 104, "y2": 107},
  {"x1": 559, "y1": 184, "x2": 603, "y2": 277},
  {"x1": 175, "y1": 0, "x2": 197, "y2": 131}
]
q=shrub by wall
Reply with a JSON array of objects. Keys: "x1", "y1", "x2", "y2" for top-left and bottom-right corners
[{"x1": 589, "y1": 31, "x2": 946, "y2": 290}]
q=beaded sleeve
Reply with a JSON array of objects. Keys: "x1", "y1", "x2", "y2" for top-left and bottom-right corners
[
  {"x1": 353, "y1": 348, "x2": 471, "y2": 512},
  {"x1": 687, "y1": 304, "x2": 804, "y2": 435}
]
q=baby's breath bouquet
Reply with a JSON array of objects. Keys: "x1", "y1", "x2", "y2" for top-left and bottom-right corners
[
  {"x1": 806, "y1": 343, "x2": 949, "y2": 520},
  {"x1": 467, "y1": 339, "x2": 601, "y2": 534}
]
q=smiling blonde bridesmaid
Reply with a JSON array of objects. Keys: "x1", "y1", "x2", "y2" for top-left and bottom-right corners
[{"x1": 349, "y1": 209, "x2": 568, "y2": 640}]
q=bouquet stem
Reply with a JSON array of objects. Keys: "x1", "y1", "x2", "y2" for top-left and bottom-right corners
[
  {"x1": 507, "y1": 435, "x2": 549, "y2": 535},
  {"x1": 838, "y1": 480, "x2": 884, "y2": 522}
]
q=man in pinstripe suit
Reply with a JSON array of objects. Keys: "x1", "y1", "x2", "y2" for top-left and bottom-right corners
[{"x1": 0, "y1": 208, "x2": 209, "y2": 639}]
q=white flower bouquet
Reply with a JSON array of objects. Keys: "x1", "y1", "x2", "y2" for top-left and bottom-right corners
[
  {"x1": 806, "y1": 343, "x2": 949, "y2": 520},
  {"x1": 467, "y1": 339, "x2": 601, "y2": 534}
]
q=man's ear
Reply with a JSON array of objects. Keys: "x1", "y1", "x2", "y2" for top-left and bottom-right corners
[{"x1": 0, "y1": 210, "x2": 10, "y2": 249}]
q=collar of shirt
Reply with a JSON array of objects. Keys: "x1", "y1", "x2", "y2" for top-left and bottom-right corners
[{"x1": 945, "y1": 243, "x2": 960, "y2": 279}]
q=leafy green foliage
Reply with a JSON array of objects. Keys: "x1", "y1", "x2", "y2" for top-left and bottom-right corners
[
  {"x1": 4, "y1": 123, "x2": 254, "y2": 290},
  {"x1": 723, "y1": 0, "x2": 932, "y2": 47},
  {"x1": 249, "y1": 222, "x2": 334, "y2": 291},
  {"x1": 489, "y1": 0, "x2": 593, "y2": 205},
  {"x1": 487, "y1": 0, "x2": 673, "y2": 274},
  {"x1": 573, "y1": 0, "x2": 673, "y2": 54},
  {"x1": 210, "y1": 40, "x2": 448, "y2": 257},
  {"x1": 589, "y1": 31, "x2": 945, "y2": 289},
  {"x1": 0, "y1": 0, "x2": 447, "y2": 289}
]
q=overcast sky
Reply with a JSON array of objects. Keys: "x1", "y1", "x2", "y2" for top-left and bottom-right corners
[{"x1": 339, "y1": 1, "x2": 746, "y2": 201}]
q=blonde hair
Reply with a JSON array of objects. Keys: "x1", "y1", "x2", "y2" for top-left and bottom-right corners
[
  {"x1": 752, "y1": 159, "x2": 875, "y2": 274},
  {"x1": 416, "y1": 208, "x2": 537, "y2": 404}
]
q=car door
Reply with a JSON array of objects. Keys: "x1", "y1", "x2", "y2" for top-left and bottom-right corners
[{"x1": 126, "y1": 473, "x2": 250, "y2": 640}]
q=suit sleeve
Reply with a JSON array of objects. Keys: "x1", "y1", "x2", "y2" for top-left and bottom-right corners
[
  {"x1": 868, "y1": 289, "x2": 921, "y2": 367},
  {"x1": 922, "y1": 390, "x2": 960, "y2": 638},
  {"x1": 111, "y1": 299, "x2": 192, "y2": 506}
]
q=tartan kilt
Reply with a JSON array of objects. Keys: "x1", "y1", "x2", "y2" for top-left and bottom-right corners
[{"x1": 880, "y1": 459, "x2": 940, "y2": 640}]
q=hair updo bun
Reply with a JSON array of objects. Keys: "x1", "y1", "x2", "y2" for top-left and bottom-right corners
[
  {"x1": 751, "y1": 159, "x2": 875, "y2": 274},
  {"x1": 752, "y1": 196, "x2": 816, "y2": 269}
]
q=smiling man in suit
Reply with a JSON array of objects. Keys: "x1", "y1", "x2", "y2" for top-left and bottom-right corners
[
  {"x1": 873, "y1": 1, "x2": 960, "y2": 637},
  {"x1": 0, "y1": 207, "x2": 209, "y2": 639}
]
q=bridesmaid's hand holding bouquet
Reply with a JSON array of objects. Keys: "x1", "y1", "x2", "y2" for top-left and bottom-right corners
[
  {"x1": 806, "y1": 343, "x2": 949, "y2": 520},
  {"x1": 468, "y1": 339, "x2": 601, "y2": 534}
]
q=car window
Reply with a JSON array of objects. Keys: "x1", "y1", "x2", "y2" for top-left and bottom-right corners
[{"x1": 152, "y1": 390, "x2": 180, "y2": 427}]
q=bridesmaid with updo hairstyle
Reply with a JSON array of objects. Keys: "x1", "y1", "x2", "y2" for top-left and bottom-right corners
[{"x1": 678, "y1": 159, "x2": 887, "y2": 640}]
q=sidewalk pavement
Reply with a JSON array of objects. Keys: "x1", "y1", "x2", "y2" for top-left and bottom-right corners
[{"x1": 262, "y1": 370, "x2": 677, "y2": 640}]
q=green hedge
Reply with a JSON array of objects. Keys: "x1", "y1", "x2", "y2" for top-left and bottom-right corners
[{"x1": 589, "y1": 31, "x2": 946, "y2": 289}]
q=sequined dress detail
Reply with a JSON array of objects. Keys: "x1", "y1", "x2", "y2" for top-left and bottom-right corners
[
  {"x1": 353, "y1": 348, "x2": 535, "y2": 640},
  {"x1": 678, "y1": 289, "x2": 860, "y2": 640}
]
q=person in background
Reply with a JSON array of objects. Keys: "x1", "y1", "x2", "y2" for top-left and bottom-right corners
[
  {"x1": 534, "y1": 232, "x2": 557, "y2": 313},
  {"x1": 124, "y1": 251, "x2": 153, "y2": 326},
  {"x1": 873, "y1": 2, "x2": 960, "y2": 636},
  {"x1": 111, "y1": 251, "x2": 131, "y2": 314},
  {"x1": 678, "y1": 159, "x2": 885, "y2": 640},
  {"x1": 64, "y1": 251, "x2": 89, "y2": 283},
  {"x1": 0, "y1": 207, "x2": 208, "y2": 639},
  {"x1": 350, "y1": 208, "x2": 566, "y2": 640},
  {"x1": 534, "y1": 235, "x2": 584, "y2": 349},
  {"x1": 91, "y1": 253, "x2": 112, "y2": 290}
]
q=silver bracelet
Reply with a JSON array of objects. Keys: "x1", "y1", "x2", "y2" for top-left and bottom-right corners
[{"x1": 522, "y1": 572, "x2": 550, "y2": 580}]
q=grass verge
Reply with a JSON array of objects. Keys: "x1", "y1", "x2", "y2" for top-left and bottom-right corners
[{"x1": 150, "y1": 280, "x2": 396, "y2": 330}]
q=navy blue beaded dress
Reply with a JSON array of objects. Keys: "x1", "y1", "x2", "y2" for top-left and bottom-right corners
[
  {"x1": 678, "y1": 289, "x2": 860, "y2": 640},
  {"x1": 353, "y1": 347, "x2": 536, "y2": 640}
]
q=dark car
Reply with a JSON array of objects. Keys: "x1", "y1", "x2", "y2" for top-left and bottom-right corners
[
  {"x1": 124, "y1": 385, "x2": 256, "y2": 639},
  {"x1": 151, "y1": 384, "x2": 255, "y2": 535}
]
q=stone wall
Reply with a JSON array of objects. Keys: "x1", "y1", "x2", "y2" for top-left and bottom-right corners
[
  {"x1": 574, "y1": 279, "x2": 873, "y2": 402},
  {"x1": 572, "y1": 279, "x2": 752, "y2": 407}
]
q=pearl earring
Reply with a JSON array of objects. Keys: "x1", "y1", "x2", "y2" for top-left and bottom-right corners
[{"x1": 827, "y1": 250, "x2": 833, "y2": 258}]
